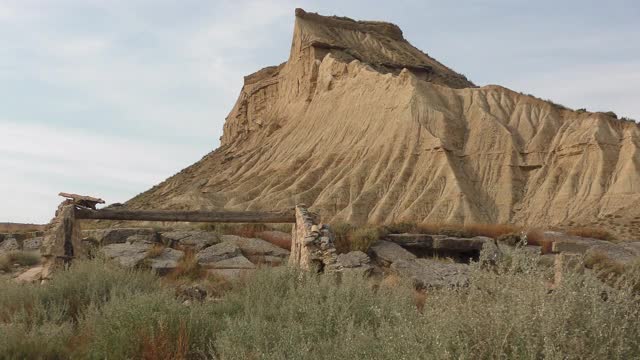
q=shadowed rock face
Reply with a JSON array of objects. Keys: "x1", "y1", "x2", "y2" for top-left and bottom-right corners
[{"x1": 127, "y1": 9, "x2": 640, "y2": 236}]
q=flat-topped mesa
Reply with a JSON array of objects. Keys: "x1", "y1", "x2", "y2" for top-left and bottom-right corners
[
  {"x1": 221, "y1": 8, "x2": 474, "y2": 147},
  {"x1": 291, "y1": 8, "x2": 473, "y2": 88}
]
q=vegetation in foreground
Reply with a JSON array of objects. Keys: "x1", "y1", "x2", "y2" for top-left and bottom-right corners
[{"x1": 1, "y1": 249, "x2": 639, "y2": 359}]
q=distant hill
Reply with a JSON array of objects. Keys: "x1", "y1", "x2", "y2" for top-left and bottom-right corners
[
  {"x1": 127, "y1": 8, "x2": 640, "y2": 240},
  {"x1": 0, "y1": 222, "x2": 46, "y2": 233}
]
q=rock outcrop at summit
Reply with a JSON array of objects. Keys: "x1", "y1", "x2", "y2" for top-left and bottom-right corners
[{"x1": 127, "y1": 9, "x2": 640, "y2": 238}]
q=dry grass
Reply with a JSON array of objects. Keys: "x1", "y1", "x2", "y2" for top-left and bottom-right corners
[
  {"x1": 140, "y1": 321, "x2": 189, "y2": 360},
  {"x1": 349, "y1": 226, "x2": 382, "y2": 252},
  {"x1": 566, "y1": 227, "x2": 616, "y2": 241},
  {"x1": 331, "y1": 223, "x2": 383, "y2": 253},
  {"x1": 167, "y1": 252, "x2": 206, "y2": 281},
  {"x1": 145, "y1": 244, "x2": 166, "y2": 259}
]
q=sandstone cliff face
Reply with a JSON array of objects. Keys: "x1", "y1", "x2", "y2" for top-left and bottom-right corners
[{"x1": 128, "y1": 9, "x2": 640, "y2": 238}]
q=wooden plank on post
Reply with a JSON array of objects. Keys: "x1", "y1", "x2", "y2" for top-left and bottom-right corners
[{"x1": 74, "y1": 208, "x2": 296, "y2": 223}]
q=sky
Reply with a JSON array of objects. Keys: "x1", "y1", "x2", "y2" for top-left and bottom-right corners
[{"x1": 1, "y1": 0, "x2": 638, "y2": 224}]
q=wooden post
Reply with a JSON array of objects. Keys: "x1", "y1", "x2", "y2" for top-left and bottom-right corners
[{"x1": 74, "y1": 208, "x2": 296, "y2": 223}]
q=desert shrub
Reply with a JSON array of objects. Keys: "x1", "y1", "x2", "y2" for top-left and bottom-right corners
[
  {"x1": 496, "y1": 232, "x2": 522, "y2": 246},
  {"x1": 2, "y1": 253, "x2": 640, "y2": 359},
  {"x1": 0, "y1": 255, "x2": 9, "y2": 272},
  {"x1": 566, "y1": 227, "x2": 616, "y2": 241},
  {"x1": 330, "y1": 222, "x2": 355, "y2": 253},
  {"x1": 0, "y1": 251, "x2": 40, "y2": 271},
  {"x1": 146, "y1": 244, "x2": 166, "y2": 258},
  {"x1": 576, "y1": 108, "x2": 587, "y2": 113},
  {"x1": 211, "y1": 268, "x2": 417, "y2": 359},
  {"x1": 603, "y1": 111, "x2": 618, "y2": 119},
  {"x1": 168, "y1": 252, "x2": 206, "y2": 281},
  {"x1": 381, "y1": 221, "x2": 418, "y2": 234},
  {"x1": 78, "y1": 292, "x2": 222, "y2": 359},
  {"x1": 0, "y1": 322, "x2": 74, "y2": 359},
  {"x1": 330, "y1": 223, "x2": 384, "y2": 253},
  {"x1": 349, "y1": 226, "x2": 384, "y2": 252}
]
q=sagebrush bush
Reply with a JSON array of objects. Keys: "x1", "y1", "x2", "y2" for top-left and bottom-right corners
[{"x1": 1, "y1": 251, "x2": 640, "y2": 359}]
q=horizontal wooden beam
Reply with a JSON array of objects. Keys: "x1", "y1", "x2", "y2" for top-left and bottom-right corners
[{"x1": 74, "y1": 208, "x2": 296, "y2": 223}]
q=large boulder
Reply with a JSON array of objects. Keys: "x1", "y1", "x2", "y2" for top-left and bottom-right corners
[
  {"x1": 370, "y1": 240, "x2": 416, "y2": 266},
  {"x1": 82, "y1": 228, "x2": 158, "y2": 246},
  {"x1": 328, "y1": 251, "x2": 373, "y2": 276},
  {"x1": 584, "y1": 242, "x2": 640, "y2": 268},
  {"x1": 208, "y1": 255, "x2": 256, "y2": 269},
  {"x1": 390, "y1": 259, "x2": 469, "y2": 289},
  {"x1": 0, "y1": 237, "x2": 20, "y2": 254},
  {"x1": 99, "y1": 242, "x2": 151, "y2": 268},
  {"x1": 160, "y1": 231, "x2": 220, "y2": 250},
  {"x1": 15, "y1": 266, "x2": 45, "y2": 283},
  {"x1": 146, "y1": 248, "x2": 184, "y2": 275},
  {"x1": 22, "y1": 237, "x2": 43, "y2": 251},
  {"x1": 196, "y1": 242, "x2": 242, "y2": 266}
]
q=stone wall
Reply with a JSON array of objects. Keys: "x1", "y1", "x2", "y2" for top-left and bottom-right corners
[
  {"x1": 289, "y1": 205, "x2": 338, "y2": 272},
  {"x1": 41, "y1": 203, "x2": 83, "y2": 277}
]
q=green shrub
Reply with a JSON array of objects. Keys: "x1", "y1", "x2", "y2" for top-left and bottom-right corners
[
  {"x1": 1, "y1": 252, "x2": 640, "y2": 359},
  {"x1": 78, "y1": 292, "x2": 221, "y2": 359}
]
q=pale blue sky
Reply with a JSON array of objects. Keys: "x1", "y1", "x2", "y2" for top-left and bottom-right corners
[{"x1": 1, "y1": 0, "x2": 638, "y2": 223}]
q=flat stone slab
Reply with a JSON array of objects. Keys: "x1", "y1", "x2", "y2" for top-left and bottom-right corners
[
  {"x1": 385, "y1": 234, "x2": 490, "y2": 252},
  {"x1": 160, "y1": 231, "x2": 220, "y2": 250},
  {"x1": 15, "y1": 266, "x2": 44, "y2": 283},
  {"x1": 552, "y1": 236, "x2": 608, "y2": 254},
  {"x1": 83, "y1": 228, "x2": 157, "y2": 246},
  {"x1": 390, "y1": 258, "x2": 469, "y2": 289},
  {"x1": 385, "y1": 234, "x2": 434, "y2": 248},
  {"x1": 100, "y1": 242, "x2": 151, "y2": 268},
  {"x1": 209, "y1": 255, "x2": 256, "y2": 269},
  {"x1": 326, "y1": 251, "x2": 373, "y2": 276},
  {"x1": 147, "y1": 248, "x2": 184, "y2": 274},
  {"x1": 585, "y1": 242, "x2": 640, "y2": 267},
  {"x1": 196, "y1": 242, "x2": 241, "y2": 266},
  {"x1": 370, "y1": 240, "x2": 416, "y2": 265},
  {"x1": 221, "y1": 235, "x2": 290, "y2": 258},
  {"x1": 433, "y1": 235, "x2": 489, "y2": 252}
]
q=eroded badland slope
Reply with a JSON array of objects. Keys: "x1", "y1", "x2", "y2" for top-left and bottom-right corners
[{"x1": 128, "y1": 9, "x2": 640, "y2": 238}]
